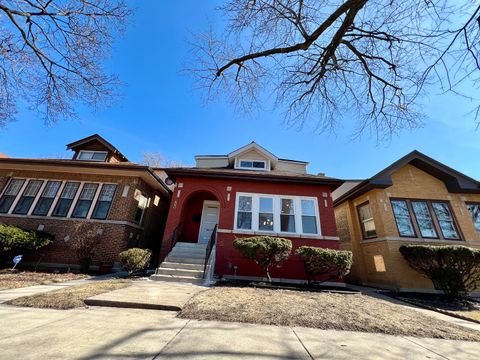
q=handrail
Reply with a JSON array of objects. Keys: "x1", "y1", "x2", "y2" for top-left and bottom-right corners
[
  {"x1": 168, "y1": 222, "x2": 184, "y2": 254},
  {"x1": 203, "y1": 224, "x2": 217, "y2": 277}
]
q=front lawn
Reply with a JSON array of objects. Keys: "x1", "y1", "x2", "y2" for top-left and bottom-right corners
[
  {"x1": 179, "y1": 286, "x2": 480, "y2": 341},
  {"x1": 0, "y1": 270, "x2": 88, "y2": 290},
  {"x1": 5, "y1": 279, "x2": 130, "y2": 309}
]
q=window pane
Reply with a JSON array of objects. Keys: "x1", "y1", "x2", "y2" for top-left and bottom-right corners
[
  {"x1": 239, "y1": 161, "x2": 252, "y2": 168},
  {"x1": 302, "y1": 216, "x2": 318, "y2": 234},
  {"x1": 78, "y1": 151, "x2": 93, "y2": 160},
  {"x1": 92, "y1": 202, "x2": 110, "y2": 220},
  {"x1": 237, "y1": 212, "x2": 252, "y2": 229},
  {"x1": 22, "y1": 180, "x2": 43, "y2": 197},
  {"x1": 61, "y1": 182, "x2": 80, "y2": 199},
  {"x1": 33, "y1": 198, "x2": 55, "y2": 216},
  {"x1": 79, "y1": 183, "x2": 98, "y2": 200},
  {"x1": 0, "y1": 179, "x2": 25, "y2": 213},
  {"x1": 53, "y1": 199, "x2": 74, "y2": 217},
  {"x1": 467, "y1": 204, "x2": 480, "y2": 232},
  {"x1": 4, "y1": 179, "x2": 25, "y2": 196},
  {"x1": 391, "y1": 200, "x2": 415, "y2": 237},
  {"x1": 358, "y1": 203, "x2": 376, "y2": 238},
  {"x1": 358, "y1": 204, "x2": 372, "y2": 221},
  {"x1": 363, "y1": 219, "x2": 377, "y2": 238},
  {"x1": 42, "y1": 181, "x2": 61, "y2": 198},
  {"x1": 281, "y1": 199, "x2": 294, "y2": 215},
  {"x1": 301, "y1": 200, "x2": 315, "y2": 216},
  {"x1": 13, "y1": 180, "x2": 43, "y2": 214},
  {"x1": 238, "y1": 196, "x2": 252, "y2": 212},
  {"x1": 412, "y1": 201, "x2": 437, "y2": 238},
  {"x1": 98, "y1": 184, "x2": 116, "y2": 201},
  {"x1": 259, "y1": 213, "x2": 274, "y2": 231},
  {"x1": 281, "y1": 215, "x2": 295, "y2": 232},
  {"x1": 0, "y1": 196, "x2": 15, "y2": 213},
  {"x1": 252, "y1": 161, "x2": 265, "y2": 169},
  {"x1": 72, "y1": 200, "x2": 92, "y2": 218},
  {"x1": 432, "y1": 203, "x2": 459, "y2": 239},
  {"x1": 259, "y1": 197, "x2": 273, "y2": 212},
  {"x1": 92, "y1": 152, "x2": 107, "y2": 161}
]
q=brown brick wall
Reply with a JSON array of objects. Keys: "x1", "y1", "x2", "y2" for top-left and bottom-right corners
[{"x1": 335, "y1": 164, "x2": 480, "y2": 291}]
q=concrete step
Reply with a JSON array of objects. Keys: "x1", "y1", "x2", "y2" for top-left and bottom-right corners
[
  {"x1": 165, "y1": 256, "x2": 205, "y2": 264},
  {"x1": 150, "y1": 274, "x2": 204, "y2": 284},
  {"x1": 159, "y1": 261, "x2": 204, "y2": 271},
  {"x1": 156, "y1": 267, "x2": 203, "y2": 278},
  {"x1": 174, "y1": 242, "x2": 208, "y2": 249},
  {"x1": 168, "y1": 251, "x2": 205, "y2": 259}
]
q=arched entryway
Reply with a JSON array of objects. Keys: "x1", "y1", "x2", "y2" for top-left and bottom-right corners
[{"x1": 181, "y1": 191, "x2": 220, "y2": 243}]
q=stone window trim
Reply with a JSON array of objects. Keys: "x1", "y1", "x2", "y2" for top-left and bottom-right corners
[
  {"x1": 390, "y1": 198, "x2": 463, "y2": 241},
  {"x1": 0, "y1": 177, "x2": 118, "y2": 221},
  {"x1": 233, "y1": 192, "x2": 321, "y2": 236}
]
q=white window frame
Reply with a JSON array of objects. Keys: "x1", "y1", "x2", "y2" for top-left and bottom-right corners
[
  {"x1": 233, "y1": 192, "x2": 322, "y2": 236},
  {"x1": 234, "y1": 158, "x2": 270, "y2": 171},
  {"x1": 77, "y1": 150, "x2": 108, "y2": 162}
]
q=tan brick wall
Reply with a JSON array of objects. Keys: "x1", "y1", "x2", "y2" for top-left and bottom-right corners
[{"x1": 335, "y1": 164, "x2": 480, "y2": 291}]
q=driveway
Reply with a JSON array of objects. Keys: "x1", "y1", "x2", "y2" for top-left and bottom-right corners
[{"x1": 0, "y1": 305, "x2": 478, "y2": 360}]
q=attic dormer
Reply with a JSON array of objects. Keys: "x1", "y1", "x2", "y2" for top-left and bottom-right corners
[
  {"x1": 66, "y1": 134, "x2": 129, "y2": 163},
  {"x1": 229, "y1": 142, "x2": 277, "y2": 171}
]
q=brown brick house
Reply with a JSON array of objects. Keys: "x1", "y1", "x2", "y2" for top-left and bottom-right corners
[
  {"x1": 333, "y1": 151, "x2": 480, "y2": 292},
  {"x1": 0, "y1": 134, "x2": 171, "y2": 271}
]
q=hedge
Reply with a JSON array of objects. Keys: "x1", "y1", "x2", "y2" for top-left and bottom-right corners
[
  {"x1": 119, "y1": 248, "x2": 152, "y2": 276},
  {"x1": 399, "y1": 244, "x2": 480, "y2": 298},
  {"x1": 296, "y1": 246, "x2": 353, "y2": 284}
]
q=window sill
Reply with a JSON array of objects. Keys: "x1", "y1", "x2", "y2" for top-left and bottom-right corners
[
  {"x1": 361, "y1": 236, "x2": 465, "y2": 245},
  {"x1": 218, "y1": 228, "x2": 339, "y2": 241}
]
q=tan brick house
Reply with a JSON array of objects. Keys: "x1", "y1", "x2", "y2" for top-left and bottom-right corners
[
  {"x1": 0, "y1": 134, "x2": 171, "y2": 271},
  {"x1": 333, "y1": 151, "x2": 480, "y2": 292}
]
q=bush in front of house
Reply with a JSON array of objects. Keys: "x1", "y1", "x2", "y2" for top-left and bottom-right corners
[
  {"x1": 233, "y1": 236, "x2": 292, "y2": 283},
  {"x1": 296, "y1": 246, "x2": 353, "y2": 285},
  {"x1": 0, "y1": 223, "x2": 53, "y2": 265},
  {"x1": 399, "y1": 244, "x2": 480, "y2": 298},
  {"x1": 119, "y1": 248, "x2": 152, "y2": 276}
]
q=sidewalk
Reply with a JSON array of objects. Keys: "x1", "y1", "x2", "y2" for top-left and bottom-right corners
[
  {"x1": 0, "y1": 272, "x2": 127, "y2": 303},
  {"x1": 0, "y1": 305, "x2": 477, "y2": 359}
]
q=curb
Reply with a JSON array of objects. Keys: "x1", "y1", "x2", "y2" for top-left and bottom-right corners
[{"x1": 84, "y1": 299, "x2": 181, "y2": 312}]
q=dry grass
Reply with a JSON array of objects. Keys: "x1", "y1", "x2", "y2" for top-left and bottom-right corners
[
  {"x1": 5, "y1": 280, "x2": 130, "y2": 309},
  {"x1": 179, "y1": 287, "x2": 480, "y2": 341},
  {"x1": 0, "y1": 270, "x2": 88, "y2": 290}
]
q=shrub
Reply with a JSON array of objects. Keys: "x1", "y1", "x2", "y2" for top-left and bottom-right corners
[
  {"x1": 233, "y1": 236, "x2": 292, "y2": 282},
  {"x1": 119, "y1": 248, "x2": 152, "y2": 276},
  {"x1": 296, "y1": 246, "x2": 353, "y2": 284},
  {"x1": 399, "y1": 245, "x2": 480, "y2": 298},
  {"x1": 0, "y1": 223, "x2": 53, "y2": 265}
]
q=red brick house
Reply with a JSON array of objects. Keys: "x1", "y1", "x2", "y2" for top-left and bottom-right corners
[
  {"x1": 0, "y1": 134, "x2": 171, "y2": 271},
  {"x1": 154, "y1": 142, "x2": 343, "y2": 284}
]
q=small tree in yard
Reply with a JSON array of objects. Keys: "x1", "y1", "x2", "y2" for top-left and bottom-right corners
[
  {"x1": 296, "y1": 247, "x2": 353, "y2": 285},
  {"x1": 233, "y1": 236, "x2": 292, "y2": 283},
  {"x1": 69, "y1": 224, "x2": 102, "y2": 274},
  {"x1": 119, "y1": 248, "x2": 151, "y2": 276},
  {"x1": 0, "y1": 223, "x2": 53, "y2": 266},
  {"x1": 399, "y1": 245, "x2": 480, "y2": 299}
]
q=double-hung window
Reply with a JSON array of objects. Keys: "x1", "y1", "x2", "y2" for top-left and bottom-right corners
[
  {"x1": 235, "y1": 194, "x2": 319, "y2": 235},
  {"x1": 390, "y1": 199, "x2": 461, "y2": 240},
  {"x1": 467, "y1": 203, "x2": 480, "y2": 232},
  {"x1": 134, "y1": 192, "x2": 148, "y2": 224},
  {"x1": 53, "y1": 182, "x2": 80, "y2": 217},
  {"x1": 13, "y1": 180, "x2": 43, "y2": 215},
  {"x1": 357, "y1": 202, "x2": 377, "y2": 239},
  {"x1": 236, "y1": 195, "x2": 253, "y2": 230},
  {"x1": 77, "y1": 151, "x2": 108, "y2": 161},
  {"x1": 32, "y1": 181, "x2": 62, "y2": 216},
  {"x1": 72, "y1": 183, "x2": 99, "y2": 218},
  {"x1": 92, "y1": 184, "x2": 116, "y2": 220},
  {"x1": 237, "y1": 160, "x2": 267, "y2": 170},
  {"x1": 0, "y1": 179, "x2": 25, "y2": 213}
]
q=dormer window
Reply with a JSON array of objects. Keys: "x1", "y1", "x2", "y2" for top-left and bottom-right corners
[
  {"x1": 77, "y1": 150, "x2": 108, "y2": 162},
  {"x1": 237, "y1": 159, "x2": 268, "y2": 171}
]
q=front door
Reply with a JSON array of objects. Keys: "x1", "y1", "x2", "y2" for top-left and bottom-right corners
[{"x1": 198, "y1": 201, "x2": 220, "y2": 244}]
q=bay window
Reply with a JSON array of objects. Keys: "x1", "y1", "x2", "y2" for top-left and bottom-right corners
[
  {"x1": 390, "y1": 199, "x2": 461, "y2": 240},
  {"x1": 235, "y1": 193, "x2": 320, "y2": 235},
  {"x1": 13, "y1": 180, "x2": 43, "y2": 214},
  {"x1": 0, "y1": 179, "x2": 25, "y2": 213}
]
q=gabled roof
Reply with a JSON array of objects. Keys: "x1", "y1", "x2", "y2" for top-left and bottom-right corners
[
  {"x1": 333, "y1": 150, "x2": 480, "y2": 206},
  {"x1": 228, "y1": 142, "x2": 278, "y2": 163},
  {"x1": 66, "y1": 134, "x2": 128, "y2": 162}
]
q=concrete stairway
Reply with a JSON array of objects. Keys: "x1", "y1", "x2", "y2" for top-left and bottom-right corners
[{"x1": 151, "y1": 242, "x2": 207, "y2": 284}]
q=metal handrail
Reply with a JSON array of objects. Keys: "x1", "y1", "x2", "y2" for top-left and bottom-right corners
[
  {"x1": 203, "y1": 224, "x2": 217, "y2": 277},
  {"x1": 168, "y1": 222, "x2": 184, "y2": 254}
]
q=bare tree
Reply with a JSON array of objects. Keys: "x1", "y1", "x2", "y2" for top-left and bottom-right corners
[
  {"x1": 191, "y1": 1, "x2": 480, "y2": 140},
  {"x1": 0, "y1": 0, "x2": 131, "y2": 127},
  {"x1": 141, "y1": 151, "x2": 186, "y2": 168}
]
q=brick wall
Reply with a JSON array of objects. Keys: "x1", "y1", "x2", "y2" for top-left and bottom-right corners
[{"x1": 335, "y1": 164, "x2": 480, "y2": 291}]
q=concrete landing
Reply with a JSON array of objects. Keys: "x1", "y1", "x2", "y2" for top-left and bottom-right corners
[{"x1": 85, "y1": 279, "x2": 205, "y2": 311}]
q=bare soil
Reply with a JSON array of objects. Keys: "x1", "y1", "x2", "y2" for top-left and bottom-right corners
[
  {"x1": 0, "y1": 270, "x2": 88, "y2": 290},
  {"x1": 5, "y1": 279, "x2": 130, "y2": 309},
  {"x1": 179, "y1": 286, "x2": 480, "y2": 341}
]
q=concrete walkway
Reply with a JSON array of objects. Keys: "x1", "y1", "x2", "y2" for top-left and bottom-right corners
[
  {"x1": 0, "y1": 305, "x2": 477, "y2": 360},
  {"x1": 0, "y1": 272, "x2": 127, "y2": 304},
  {"x1": 85, "y1": 280, "x2": 206, "y2": 311}
]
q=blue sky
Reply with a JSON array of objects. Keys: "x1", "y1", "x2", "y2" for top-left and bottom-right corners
[{"x1": 0, "y1": 1, "x2": 478, "y2": 180}]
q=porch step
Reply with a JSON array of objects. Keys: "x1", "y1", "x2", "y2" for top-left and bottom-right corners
[
  {"x1": 174, "y1": 242, "x2": 208, "y2": 249},
  {"x1": 155, "y1": 267, "x2": 203, "y2": 278},
  {"x1": 159, "y1": 261, "x2": 204, "y2": 271},
  {"x1": 168, "y1": 250, "x2": 206, "y2": 259},
  {"x1": 150, "y1": 274, "x2": 204, "y2": 283},
  {"x1": 164, "y1": 257, "x2": 205, "y2": 264}
]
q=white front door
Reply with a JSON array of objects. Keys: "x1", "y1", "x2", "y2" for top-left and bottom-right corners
[{"x1": 198, "y1": 201, "x2": 220, "y2": 244}]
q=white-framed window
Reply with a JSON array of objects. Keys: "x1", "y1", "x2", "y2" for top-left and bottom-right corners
[
  {"x1": 32, "y1": 181, "x2": 62, "y2": 216},
  {"x1": 71, "y1": 183, "x2": 99, "y2": 218},
  {"x1": 92, "y1": 184, "x2": 117, "y2": 220},
  {"x1": 235, "y1": 159, "x2": 268, "y2": 171},
  {"x1": 52, "y1": 182, "x2": 80, "y2": 217},
  {"x1": 234, "y1": 192, "x2": 321, "y2": 236},
  {"x1": 77, "y1": 150, "x2": 108, "y2": 162},
  {"x1": 134, "y1": 191, "x2": 148, "y2": 224},
  {"x1": 0, "y1": 178, "x2": 26, "y2": 213},
  {"x1": 12, "y1": 180, "x2": 43, "y2": 215}
]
